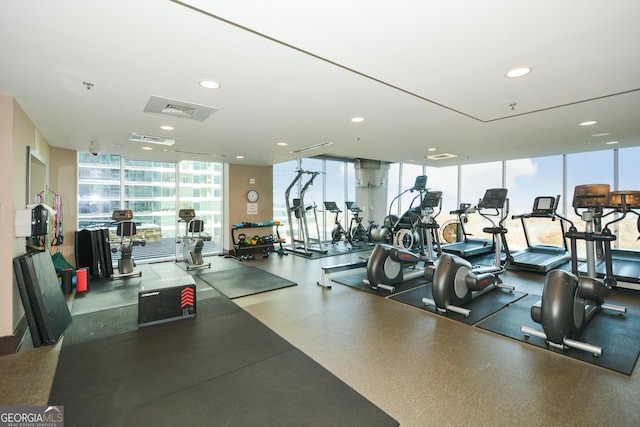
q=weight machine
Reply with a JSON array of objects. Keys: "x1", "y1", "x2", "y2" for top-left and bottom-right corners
[{"x1": 285, "y1": 169, "x2": 327, "y2": 256}]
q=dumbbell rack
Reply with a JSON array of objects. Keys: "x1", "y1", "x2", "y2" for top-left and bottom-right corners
[{"x1": 231, "y1": 221, "x2": 284, "y2": 258}]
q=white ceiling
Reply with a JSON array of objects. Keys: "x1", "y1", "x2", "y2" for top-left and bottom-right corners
[{"x1": 1, "y1": 0, "x2": 639, "y2": 167}]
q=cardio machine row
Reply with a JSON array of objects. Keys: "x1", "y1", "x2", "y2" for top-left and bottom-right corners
[{"x1": 363, "y1": 176, "x2": 637, "y2": 358}]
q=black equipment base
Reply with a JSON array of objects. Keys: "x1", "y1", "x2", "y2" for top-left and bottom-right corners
[
  {"x1": 476, "y1": 294, "x2": 640, "y2": 375},
  {"x1": 390, "y1": 284, "x2": 527, "y2": 325}
]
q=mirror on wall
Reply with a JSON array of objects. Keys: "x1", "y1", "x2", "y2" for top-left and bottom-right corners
[{"x1": 26, "y1": 145, "x2": 47, "y2": 205}]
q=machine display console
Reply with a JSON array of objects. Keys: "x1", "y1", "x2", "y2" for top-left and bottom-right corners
[
  {"x1": 532, "y1": 196, "x2": 556, "y2": 214},
  {"x1": 479, "y1": 188, "x2": 508, "y2": 209},
  {"x1": 413, "y1": 175, "x2": 427, "y2": 191},
  {"x1": 421, "y1": 191, "x2": 442, "y2": 209}
]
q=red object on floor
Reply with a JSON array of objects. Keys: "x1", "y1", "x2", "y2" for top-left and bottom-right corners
[{"x1": 76, "y1": 268, "x2": 88, "y2": 292}]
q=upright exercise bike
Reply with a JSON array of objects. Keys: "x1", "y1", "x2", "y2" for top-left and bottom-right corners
[
  {"x1": 423, "y1": 188, "x2": 514, "y2": 317},
  {"x1": 110, "y1": 209, "x2": 143, "y2": 280},
  {"x1": 521, "y1": 184, "x2": 627, "y2": 357},
  {"x1": 325, "y1": 201, "x2": 355, "y2": 248},
  {"x1": 346, "y1": 201, "x2": 368, "y2": 243},
  {"x1": 178, "y1": 208, "x2": 211, "y2": 271}
]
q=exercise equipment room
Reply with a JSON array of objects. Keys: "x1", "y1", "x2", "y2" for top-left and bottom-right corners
[{"x1": 2, "y1": 2, "x2": 640, "y2": 426}]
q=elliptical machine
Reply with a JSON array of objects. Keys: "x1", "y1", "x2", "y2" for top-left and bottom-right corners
[
  {"x1": 422, "y1": 188, "x2": 514, "y2": 317},
  {"x1": 110, "y1": 209, "x2": 143, "y2": 280},
  {"x1": 365, "y1": 184, "x2": 443, "y2": 292},
  {"x1": 521, "y1": 184, "x2": 627, "y2": 357},
  {"x1": 178, "y1": 209, "x2": 211, "y2": 271}
]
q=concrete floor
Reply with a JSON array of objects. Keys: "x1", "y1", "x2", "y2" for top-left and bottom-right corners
[{"x1": 2, "y1": 250, "x2": 640, "y2": 426}]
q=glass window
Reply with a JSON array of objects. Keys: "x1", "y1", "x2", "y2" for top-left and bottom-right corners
[
  {"x1": 425, "y1": 165, "x2": 459, "y2": 243},
  {"x1": 78, "y1": 154, "x2": 223, "y2": 263},
  {"x1": 300, "y1": 158, "x2": 325, "y2": 240},
  {"x1": 398, "y1": 164, "x2": 425, "y2": 216},
  {"x1": 273, "y1": 160, "x2": 299, "y2": 243},
  {"x1": 178, "y1": 160, "x2": 223, "y2": 256},
  {"x1": 505, "y1": 156, "x2": 565, "y2": 250},
  {"x1": 325, "y1": 160, "x2": 350, "y2": 238},
  {"x1": 386, "y1": 163, "x2": 401, "y2": 217},
  {"x1": 615, "y1": 147, "x2": 640, "y2": 249},
  {"x1": 460, "y1": 161, "x2": 503, "y2": 238},
  {"x1": 566, "y1": 150, "x2": 614, "y2": 258},
  {"x1": 77, "y1": 153, "x2": 121, "y2": 229}
]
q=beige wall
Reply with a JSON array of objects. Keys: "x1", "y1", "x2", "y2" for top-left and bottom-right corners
[
  {"x1": 0, "y1": 98, "x2": 51, "y2": 341},
  {"x1": 0, "y1": 97, "x2": 78, "y2": 351},
  {"x1": 226, "y1": 164, "x2": 273, "y2": 252},
  {"x1": 0, "y1": 96, "x2": 15, "y2": 340}
]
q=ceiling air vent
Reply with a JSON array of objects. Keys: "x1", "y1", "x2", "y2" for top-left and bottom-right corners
[
  {"x1": 289, "y1": 142, "x2": 334, "y2": 154},
  {"x1": 129, "y1": 132, "x2": 176, "y2": 146},
  {"x1": 143, "y1": 95, "x2": 218, "y2": 122},
  {"x1": 426, "y1": 153, "x2": 457, "y2": 160},
  {"x1": 164, "y1": 148, "x2": 226, "y2": 157}
]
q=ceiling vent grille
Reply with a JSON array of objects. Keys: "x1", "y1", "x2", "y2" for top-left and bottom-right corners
[
  {"x1": 129, "y1": 132, "x2": 176, "y2": 146},
  {"x1": 289, "y1": 141, "x2": 334, "y2": 154},
  {"x1": 144, "y1": 95, "x2": 218, "y2": 122},
  {"x1": 426, "y1": 153, "x2": 457, "y2": 160},
  {"x1": 164, "y1": 148, "x2": 226, "y2": 157}
]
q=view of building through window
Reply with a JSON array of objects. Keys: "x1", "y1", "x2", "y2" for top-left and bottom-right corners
[{"x1": 77, "y1": 153, "x2": 223, "y2": 262}]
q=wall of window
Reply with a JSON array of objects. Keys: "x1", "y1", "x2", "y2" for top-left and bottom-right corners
[
  {"x1": 458, "y1": 161, "x2": 503, "y2": 239},
  {"x1": 77, "y1": 153, "x2": 223, "y2": 262},
  {"x1": 424, "y1": 165, "x2": 459, "y2": 243},
  {"x1": 273, "y1": 158, "x2": 355, "y2": 247},
  {"x1": 276, "y1": 147, "x2": 640, "y2": 258},
  {"x1": 505, "y1": 156, "x2": 565, "y2": 251},
  {"x1": 617, "y1": 147, "x2": 640, "y2": 249}
]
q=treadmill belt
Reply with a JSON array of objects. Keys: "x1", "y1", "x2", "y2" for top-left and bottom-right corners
[{"x1": 511, "y1": 247, "x2": 570, "y2": 273}]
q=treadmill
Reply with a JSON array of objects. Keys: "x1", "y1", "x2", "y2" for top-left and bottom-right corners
[
  {"x1": 510, "y1": 195, "x2": 570, "y2": 273},
  {"x1": 441, "y1": 197, "x2": 497, "y2": 259},
  {"x1": 579, "y1": 189, "x2": 640, "y2": 286}
]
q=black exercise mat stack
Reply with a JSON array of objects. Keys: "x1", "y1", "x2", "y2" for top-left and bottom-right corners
[
  {"x1": 75, "y1": 228, "x2": 113, "y2": 279},
  {"x1": 49, "y1": 294, "x2": 398, "y2": 426},
  {"x1": 13, "y1": 251, "x2": 72, "y2": 347}
]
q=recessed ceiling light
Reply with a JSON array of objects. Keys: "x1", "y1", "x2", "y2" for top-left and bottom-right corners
[
  {"x1": 505, "y1": 67, "x2": 532, "y2": 78},
  {"x1": 142, "y1": 146, "x2": 153, "y2": 151},
  {"x1": 580, "y1": 120, "x2": 598, "y2": 126},
  {"x1": 236, "y1": 155, "x2": 244, "y2": 159},
  {"x1": 199, "y1": 80, "x2": 221, "y2": 89},
  {"x1": 427, "y1": 147, "x2": 437, "y2": 152},
  {"x1": 160, "y1": 125, "x2": 174, "y2": 131},
  {"x1": 606, "y1": 141, "x2": 619, "y2": 145},
  {"x1": 591, "y1": 132, "x2": 611, "y2": 137},
  {"x1": 351, "y1": 117, "x2": 365, "y2": 123},
  {"x1": 277, "y1": 142, "x2": 288, "y2": 146}
]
